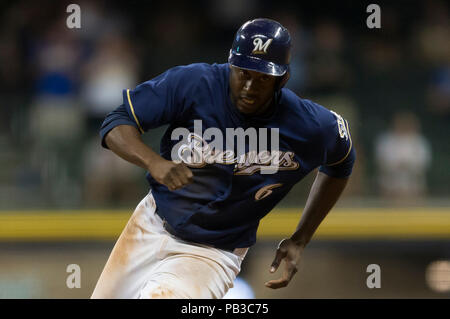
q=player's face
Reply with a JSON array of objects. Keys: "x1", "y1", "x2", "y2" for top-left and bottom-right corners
[{"x1": 229, "y1": 65, "x2": 278, "y2": 115}]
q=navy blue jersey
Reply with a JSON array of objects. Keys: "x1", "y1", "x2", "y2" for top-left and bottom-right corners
[{"x1": 100, "y1": 63, "x2": 355, "y2": 250}]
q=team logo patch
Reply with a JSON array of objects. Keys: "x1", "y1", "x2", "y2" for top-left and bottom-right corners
[
  {"x1": 175, "y1": 133, "x2": 299, "y2": 175},
  {"x1": 330, "y1": 110, "x2": 349, "y2": 140},
  {"x1": 252, "y1": 38, "x2": 273, "y2": 54},
  {"x1": 171, "y1": 120, "x2": 300, "y2": 175}
]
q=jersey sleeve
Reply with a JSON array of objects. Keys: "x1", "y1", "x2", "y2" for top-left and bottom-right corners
[
  {"x1": 123, "y1": 65, "x2": 198, "y2": 133},
  {"x1": 99, "y1": 103, "x2": 138, "y2": 148},
  {"x1": 318, "y1": 110, "x2": 356, "y2": 178}
]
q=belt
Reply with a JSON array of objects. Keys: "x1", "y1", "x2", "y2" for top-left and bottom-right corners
[{"x1": 155, "y1": 208, "x2": 247, "y2": 256}]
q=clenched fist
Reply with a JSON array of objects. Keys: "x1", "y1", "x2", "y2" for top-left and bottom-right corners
[{"x1": 149, "y1": 159, "x2": 194, "y2": 191}]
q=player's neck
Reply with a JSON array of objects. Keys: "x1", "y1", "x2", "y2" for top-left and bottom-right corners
[
  {"x1": 250, "y1": 92, "x2": 279, "y2": 120},
  {"x1": 244, "y1": 100, "x2": 271, "y2": 119}
]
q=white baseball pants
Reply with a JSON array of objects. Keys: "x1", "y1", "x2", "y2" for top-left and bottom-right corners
[{"x1": 91, "y1": 192, "x2": 248, "y2": 299}]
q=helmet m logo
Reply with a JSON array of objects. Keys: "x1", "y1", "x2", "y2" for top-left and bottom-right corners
[{"x1": 252, "y1": 38, "x2": 273, "y2": 54}]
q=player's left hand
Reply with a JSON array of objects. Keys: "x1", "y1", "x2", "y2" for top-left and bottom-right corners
[{"x1": 265, "y1": 238, "x2": 305, "y2": 289}]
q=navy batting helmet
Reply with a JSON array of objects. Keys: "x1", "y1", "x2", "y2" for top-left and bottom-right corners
[{"x1": 228, "y1": 18, "x2": 291, "y2": 77}]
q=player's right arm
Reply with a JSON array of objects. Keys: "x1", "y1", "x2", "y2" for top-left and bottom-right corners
[
  {"x1": 100, "y1": 65, "x2": 201, "y2": 191},
  {"x1": 104, "y1": 124, "x2": 193, "y2": 191}
]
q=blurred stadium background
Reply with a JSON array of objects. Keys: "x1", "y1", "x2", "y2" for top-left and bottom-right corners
[{"x1": 0, "y1": 0, "x2": 449, "y2": 298}]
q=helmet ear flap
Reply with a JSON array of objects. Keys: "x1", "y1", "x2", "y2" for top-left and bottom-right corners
[{"x1": 277, "y1": 71, "x2": 290, "y2": 90}]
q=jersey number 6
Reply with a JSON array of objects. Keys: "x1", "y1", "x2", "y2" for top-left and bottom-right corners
[{"x1": 255, "y1": 183, "x2": 283, "y2": 201}]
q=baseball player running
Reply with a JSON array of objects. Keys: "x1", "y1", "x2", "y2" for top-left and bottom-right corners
[{"x1": 92, "y1": 18, "x2": 355, "y2": 299}]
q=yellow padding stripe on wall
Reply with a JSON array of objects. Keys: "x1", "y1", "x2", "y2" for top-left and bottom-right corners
[{"x1": 0, "y1": 208, "x2": 449, "y2": 241}]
